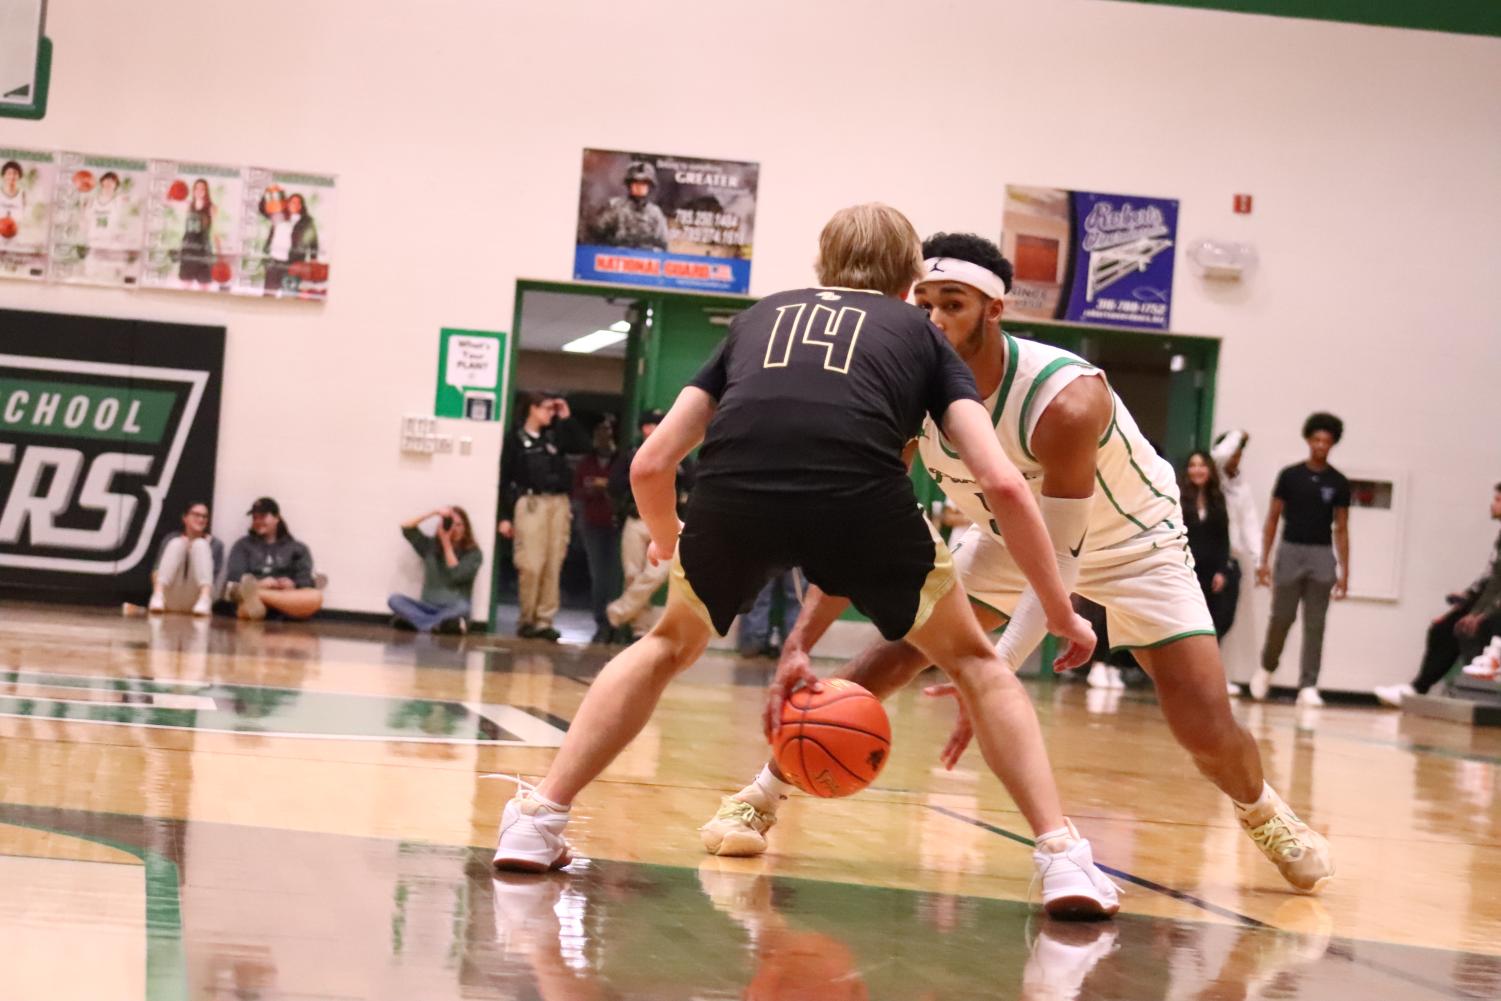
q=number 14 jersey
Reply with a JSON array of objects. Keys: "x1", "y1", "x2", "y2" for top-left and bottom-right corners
[{"x1": 689, "y1": 287, "x2": 980, "y2": 503}]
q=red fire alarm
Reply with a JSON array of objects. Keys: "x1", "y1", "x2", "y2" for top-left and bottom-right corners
[{"x1": 1233, "y1": 194, "x2": 1253, "y2": 214}]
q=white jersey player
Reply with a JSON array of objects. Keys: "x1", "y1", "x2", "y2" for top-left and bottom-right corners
[{"x1": 701, "y1": 232, "x2": 1334, "y2": 897}]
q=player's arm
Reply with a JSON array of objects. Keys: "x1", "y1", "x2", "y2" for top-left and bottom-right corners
[
  {"x1": 630, "y1": 386, "x2": 715, "y2": 563},
  {"x1": 1257, "y1": 498, "x2": 1284, "y2": 586},
  {"x1": 1332, "y1": 506, "x2": 1350, "y2": 600},
  {"x1": 941, "y1": 398, "x2": 1095, "y2": 669},
  {"x1": 982, "y1": 376, "x2": 1110, "y2": 672}
]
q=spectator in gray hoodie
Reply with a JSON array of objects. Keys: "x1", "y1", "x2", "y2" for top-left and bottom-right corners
[{"x1": 224, "y1": 497, "x2": 324, "y2": 620}]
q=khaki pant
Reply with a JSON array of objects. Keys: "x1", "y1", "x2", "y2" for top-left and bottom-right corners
[
  {"x1": 513, "y1": 493, "x2": 571, "y2": 629},
  {"x1": 608, "y1": 516, "x2": 669, "y2": 629}
]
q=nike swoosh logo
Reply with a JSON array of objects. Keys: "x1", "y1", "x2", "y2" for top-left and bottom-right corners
[{"x1": 1069, "y1": 531, "x2": 1087, "y2": 558}]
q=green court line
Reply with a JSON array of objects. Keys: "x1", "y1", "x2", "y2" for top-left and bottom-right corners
[{"x1": 0, "y1": 817, "x2": 185, "y2": 1001}]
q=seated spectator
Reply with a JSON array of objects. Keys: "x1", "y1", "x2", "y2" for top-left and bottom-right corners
[
  {"x1": 389, "y1": 506, "x2": 483, "y2": 634},
  {"x1": 145, "y1": 501, "x2": 224, "y2": 616},
  {"x1": 224, "y1": 497, "x2": 324, "y2": 620},
  {"x1": 1376, "y1": 482, "x2": 1501, "y2": 706}
]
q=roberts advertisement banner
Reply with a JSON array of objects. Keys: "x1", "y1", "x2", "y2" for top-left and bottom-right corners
[
  {"x1": 1001, "y1": 185, "x2": 1178, "y2": 331},
  {"x1": 0, "y1": 310, "x2": 225, "y2": 602},
  {"x1": 574, "y1": 148, "x2": 757, "y2": 294}
]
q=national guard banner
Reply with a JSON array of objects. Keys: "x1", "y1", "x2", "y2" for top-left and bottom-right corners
[
  {"x1": 574, "y1": 148, "x2": 758, "y2": 294},
  {"x1": 1001, "y1": 185, "x2": 1179, "y2": 332},
  {"x1": 0, "y1": 310, "x2": 225, "y2": 602}
]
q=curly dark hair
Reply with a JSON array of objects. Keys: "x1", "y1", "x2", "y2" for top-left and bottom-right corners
[
  {"x1": 1302, "y1": 411, "x2": 1344, "y2": 443},
  {"x1": 921, "y1": 232, "x2": 1014, "y2": 293}
]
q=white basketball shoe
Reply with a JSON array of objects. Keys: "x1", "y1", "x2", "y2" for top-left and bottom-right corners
[
  {"x1": 493, "y1": 780, "x2": 573, "y2": 873},
  {"x1": 1033, "y1": 820, "x2": 1121, "y2": 920}
]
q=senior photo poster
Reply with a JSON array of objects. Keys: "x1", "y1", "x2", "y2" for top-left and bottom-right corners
[
  {"x1": 0, "y1": 145, "x2": 56, "y2": 282},
  {"x1": 49, "y1": 152, "x2": 149, "y2": 288},
  {"x1": 141, "y1": 159, "x2": 245, "y2": 294},
  {"x1": 235, "y1": 167, "x2": 335, "y2": 301}
]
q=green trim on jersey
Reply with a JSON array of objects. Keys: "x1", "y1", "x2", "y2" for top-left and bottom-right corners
[
  {"x1": 1095, "y1": 470, "x2": 1150, "y2": 531},
  {"x1": 938, "y1": 331, "x2": 1020, "y2": 460},
  {"x1": 1118, "y1": 424, "x2": 1175, "y2": 505},
  {"x1": 1109, "y1": 629, "x2": 1218, "y2": 656},
  {"x1": 1019, "y1": 358, "x2": 1099, "y2": 461},
  {"x1": 994, "y1": 332, "x2": 1020, "y2": 426}
]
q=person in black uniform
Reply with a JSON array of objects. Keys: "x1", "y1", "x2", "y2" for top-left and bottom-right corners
[
  {"x1": 493, "y1": 203, "x2": 1119, "y2": 920},
  {"x1": 498, "y1": 391, "x2": 583, "y2": 641},
  {"x1": 1180, "y1": 450, "x2": 1238, "y2": 638}
]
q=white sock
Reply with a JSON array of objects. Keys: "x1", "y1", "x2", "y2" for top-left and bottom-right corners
[
  {"x1": 1232, "y1": 781, "x2": 1274, "y2": 814},
  {"x1": 742, "y1": 764, "x2": 793, "y2": 807},
  {"x1": 527, "y1": 788, "x2": 570, "y2": 813},
  {"x1": 1036, "y1": 825, "x2": 1072, "y2": 848}
]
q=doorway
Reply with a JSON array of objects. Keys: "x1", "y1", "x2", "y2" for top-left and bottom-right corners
[{"x1": 491, "y1": 280, "x2": 751, "y2": 635}]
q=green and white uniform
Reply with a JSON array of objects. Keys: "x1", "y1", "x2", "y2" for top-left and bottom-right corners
[{"x1": 917, "y1": 332, "x2": 1215, "y2": 652}]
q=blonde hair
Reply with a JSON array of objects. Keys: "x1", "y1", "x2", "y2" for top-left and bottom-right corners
[{"x1": 815, "y1": 203, "x2": 924, "y2": 297}]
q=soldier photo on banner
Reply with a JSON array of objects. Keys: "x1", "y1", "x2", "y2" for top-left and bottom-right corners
[
  {"x1": 236, "y1": 168, "x2": 334, "y2": 300},
  {"x1": 574, "y1": 148, "x2": 758, "y2": 294},
  {"x1": 49, "y1": 153, "x2": 149, "y2": 288},
  {"x1": 0, "y1": 146, "x2": 56, "y2": 282},
  {"x1": 141, "y1": 160, "x2": 244, "y2": 294}
]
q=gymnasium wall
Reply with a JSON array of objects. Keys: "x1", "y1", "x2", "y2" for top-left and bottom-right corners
[{"x1": 2, "y1": 1, "x2": 1497, "y2": 691}]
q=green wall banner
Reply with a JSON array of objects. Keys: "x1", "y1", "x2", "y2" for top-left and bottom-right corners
[{"x1": 434, "y1": 328, "x2": 507, "y2": 421}]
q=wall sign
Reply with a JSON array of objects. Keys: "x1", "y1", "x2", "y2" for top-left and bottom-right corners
[
  {"x1": 574, "y1": 148, "x2": 758, "y2": 294},
  {"x1": 1002, "y1": 184, "x2": 1179, "y2": 331},
  {"x1": 434, "y1": 328, "x2": 508, "y2": 421},
  {"x1": 0, "y1": 310, "x2": 224, "y2": 602}
]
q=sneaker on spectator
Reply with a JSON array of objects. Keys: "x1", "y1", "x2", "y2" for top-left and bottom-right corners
[
  {"x1": 1295, "y1": 687, "x2": 1324, "y2": 708},
  {"x1": 1249, "y1": 669, "x2": 1273, "y2": 701}
]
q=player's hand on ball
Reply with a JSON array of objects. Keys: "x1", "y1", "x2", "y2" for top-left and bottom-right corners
[
  {"x1": 1049, "y1": 612, "x2": 1096, "y2": 672},
  {"x1": 923, "y1": 683, "x2": 972, "y2": 769},
  {"x1": 764, "y1": 649, "x2": 822, "y2": 740}
]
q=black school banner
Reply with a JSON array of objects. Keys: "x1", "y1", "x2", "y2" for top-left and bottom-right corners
[{"x1": 0, "y1": 309, "x2": 224, "y2": 601}]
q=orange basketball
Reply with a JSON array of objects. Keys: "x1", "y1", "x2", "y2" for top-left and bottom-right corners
[
  {"x1": 73, "y1": 170, "x2": 95, "y2": 193},
  {"x1": 166, "y1": 179, "x2": 189, "y2": 201},
  {"x1": 0, "y1": 216, "x2": 15, "y2": 240},
  {"x1": 772, "y1": 679, "x2": 890, "y2": 798},
  {"x1": 210, "y1": 259, "x2": 233, "y2": 284}
]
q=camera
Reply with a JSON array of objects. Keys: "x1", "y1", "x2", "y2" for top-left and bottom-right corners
[{"x1": 442, "y1": 516, "x2": 454, "y2": 531}]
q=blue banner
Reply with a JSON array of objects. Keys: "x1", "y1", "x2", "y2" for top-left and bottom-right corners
[
  {"x1": 1002, "y1": 186, "x2": 1178, "y2": 332},
  {"x1": 573, "y1": 244, "x2": 752, "y2": 294}
]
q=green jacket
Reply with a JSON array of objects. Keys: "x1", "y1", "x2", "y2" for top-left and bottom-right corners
[{"x1": 403, "y1": 526, "x2": 482, "y2": 607}]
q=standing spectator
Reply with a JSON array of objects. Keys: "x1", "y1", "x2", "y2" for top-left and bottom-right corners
[
  {"x1": 605, "y1": 409, "x2": 695, "y2": 643},
  {"x1": 145, "y1": 501, "x2": 224, "y2": 616},
  {"x1": 498, "y1": 392, "x2": 579, "y2": 641},
  {"x1": 737, "y1": 571, "x2": 804, "y2": 658},
  {"x1": 1180, "y1": 451, "x2": 1238, "y2": 639},
  {"x1": 574, "y1": 421, "x2": 622, "y2": 643},
  {"x1": 389, "y1": 506, "x2": 483, "y2": 634},
  {"x1": 1252, "y1": 413, "x2": 1351, "y2": 706},
  {"x1": 224, "y1": 497, "x2": 324, "y2": 621},
  {"x1": 1376, "y1": 483, "x2": 1501, "y2": 706},
  {"x1": 1211, "y1": 429, "x2": 1260, "y2": 695}
]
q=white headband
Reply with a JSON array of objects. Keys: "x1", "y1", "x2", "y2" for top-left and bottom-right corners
[{"x1": 920, "y1": 257, "x2": 1008, "y2": 299}]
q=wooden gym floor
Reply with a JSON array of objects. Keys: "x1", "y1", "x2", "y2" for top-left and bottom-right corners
[{"x1": 1, "y1": 602, "x2": 1498, "y2": 1000}]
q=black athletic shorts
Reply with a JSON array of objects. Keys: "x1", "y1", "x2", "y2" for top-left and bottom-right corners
[{"x1": 674, "y1": 484, "x2": 955, "y2": 641}]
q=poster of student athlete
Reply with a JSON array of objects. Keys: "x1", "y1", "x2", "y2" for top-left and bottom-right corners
[
  {"x1": 575, "y1": 148, "x2": 757, "y2": 294},
  {"x1": 236, "y1": 167, "x2": 334, "y2": 300},
  {"x1": 49, "y1": 153, "x2": 150, "y2": 288},
  {"x1": 1001, "y1": 185, "x2": 1179, "y2": 331},
  {"x1": 0, "y1": 146, "x2": 55, "y2": 282},
  {"x1": 141, "y1": 160, "x2": 245, "y2": 294},
  {"x1": 0, "y1": 309, "x2": 225, "y2": 604}
]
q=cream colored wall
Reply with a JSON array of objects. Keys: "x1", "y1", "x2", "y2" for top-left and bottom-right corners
[{"x1": 1, "y1": 1, "x2": 1497, "y2": 690}]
